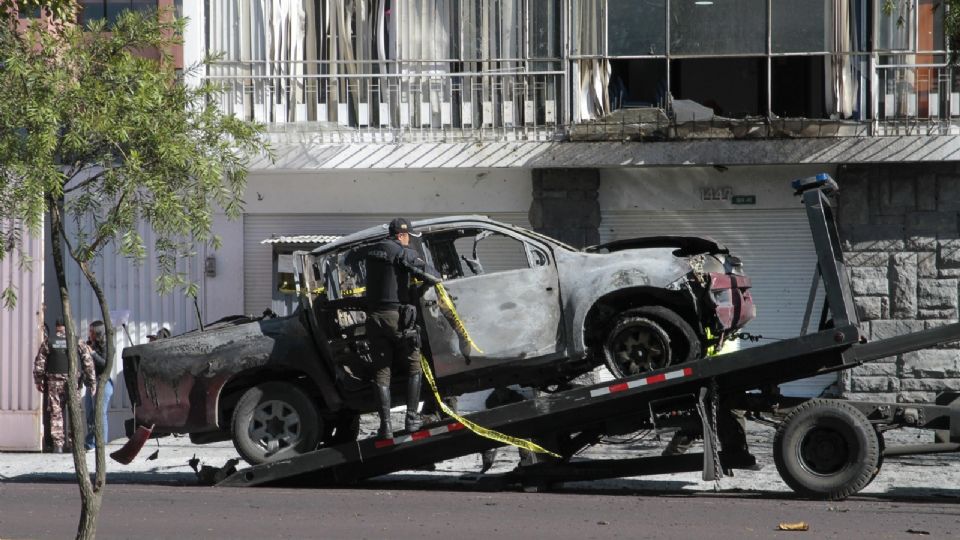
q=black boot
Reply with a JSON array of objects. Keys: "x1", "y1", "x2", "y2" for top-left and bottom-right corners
[
  {"x1": 374, "y1": 384, "x2": 393, "y2": 439},
  {"x1": 404, "y1": 373, "x2": 422, "y2": 433}
]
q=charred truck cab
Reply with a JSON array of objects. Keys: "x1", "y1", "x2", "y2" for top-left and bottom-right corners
[{"x1": 123, "y1": 216, "x2": 756, "y2": 466}]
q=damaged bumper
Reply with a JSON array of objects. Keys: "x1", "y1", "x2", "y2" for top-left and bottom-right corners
[{"x1": 706, "y1": 272, "x2": 756, "y2": 330}]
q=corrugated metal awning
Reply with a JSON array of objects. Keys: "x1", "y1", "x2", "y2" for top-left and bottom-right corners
[
  {"x1": 249, "y1": 135, "x2": 960, "y2": 170},
  {"x1": 261, "y1": 234, "x2": 341, "y2": 245}
]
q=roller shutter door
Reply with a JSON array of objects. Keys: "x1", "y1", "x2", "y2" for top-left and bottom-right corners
[
  {"x1": 599, "y1": 209, "x2": 836, "y2": 397},
  {"x1": 243, "y1": 212, "x2": 531, "y2": 317}
]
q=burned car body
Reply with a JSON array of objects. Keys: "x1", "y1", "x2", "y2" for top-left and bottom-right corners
[{"x1": 123, "y1": 217, "x2": 755, "y2": 465}]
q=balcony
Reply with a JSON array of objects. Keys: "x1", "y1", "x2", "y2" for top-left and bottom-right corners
[
  {"x1": 875, "y1": 63, "x2": 960, "y2": 136},
  {"x1": 207, "y1": 60, "x2": 960, "y2": 143},
  {"x1": 207, "y1": 61, "x2": 566, "y2": 143}
]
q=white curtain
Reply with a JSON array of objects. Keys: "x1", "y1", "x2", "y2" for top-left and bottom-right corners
[
  {"x1": 207, "y1": 0, "x2": 313, "y2": 122},
  {"x1": 574, "y1": 0, "x2": 609, "y2": 121},
  {"x1": 205, "y1": 0, "x2": 547, "y2": 128},
  {"x1": 828, "y1": 0, "x2": 858, "y2": 119}
]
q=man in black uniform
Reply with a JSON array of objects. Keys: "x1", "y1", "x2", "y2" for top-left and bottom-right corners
[{"x1": 365, "y1": 217, "x2": 439, "y2": 439}]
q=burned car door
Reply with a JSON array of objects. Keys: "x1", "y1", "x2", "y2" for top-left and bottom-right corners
[{"x1": 419, "y1": 225, "x2": 564, "y2": 378}]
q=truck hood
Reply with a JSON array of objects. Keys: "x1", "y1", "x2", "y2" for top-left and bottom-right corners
[{"x1": 584, "y1": 236, "x2": 729, "y2": 257}]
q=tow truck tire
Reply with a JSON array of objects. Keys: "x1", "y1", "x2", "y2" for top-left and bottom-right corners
[
  {"x1": 773, "y1": 399, "x2": 879, "y2": 500},
  {"x1": 603, "y1": 306, "x2": 700, "y2": 379},
  {"x1": 232, "y1": 382, "x2": 321, "y2": 466}
]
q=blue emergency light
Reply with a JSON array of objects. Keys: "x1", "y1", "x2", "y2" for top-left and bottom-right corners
[{"x1": 792, "y1": 173, "x2": 838, "y2": 195}]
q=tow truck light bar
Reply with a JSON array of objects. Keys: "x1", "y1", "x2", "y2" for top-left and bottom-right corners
[{"x1": 792, "y1": 173, "x2": 838, "y2": 195}]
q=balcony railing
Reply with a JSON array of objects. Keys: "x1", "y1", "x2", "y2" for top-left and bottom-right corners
[
  {"x1": 206, "y1": 60, "x2": 960, "y2": 141},
  {"x1": 207, "y1": 61, "x2": 566, "y2": 143},
  {"x1": 875, "y1": 63, "x2": 960, "y2": 135}
]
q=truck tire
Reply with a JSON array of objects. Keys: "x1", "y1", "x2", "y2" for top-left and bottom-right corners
[
  {"x1": 231, "y1": 382, "x2": 321, "y2": 466},
  {"x1": 603, "y1": 306, "x2": 700, "y2": 379},
  {"x1": 773, "y1": 399, "x2": 879, "y2": 500}
]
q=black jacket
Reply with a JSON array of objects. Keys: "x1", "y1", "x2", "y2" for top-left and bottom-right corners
[{"x1": 364, "y1": 238, "x2": 436, "y2": 308}]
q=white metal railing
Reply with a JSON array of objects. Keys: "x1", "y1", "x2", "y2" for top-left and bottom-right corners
[
  {"x1": 206, "y1": 60, "x2": 960, "y2": 140},
  {"x1": 206, "y1": 61, "x2": 566, "y2": 142},
  {"x1": 875, "y1": 63, "x2": 960, "y2": 134}
]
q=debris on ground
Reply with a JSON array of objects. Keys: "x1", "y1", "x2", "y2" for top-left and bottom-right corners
[
  {"x1": 777, "y1": 522, "x2": 809, "y2": 531},
  {"x1": 188, "y1": 454, "x2": 240, "y2": 485}
]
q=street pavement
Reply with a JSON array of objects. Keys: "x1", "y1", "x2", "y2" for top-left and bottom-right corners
[
  {"x1": 1, "y1": 418, "x2": 958, "y2": 539},
  {"x1": 2, "y1": 418, "x2": 958, "y2": 497}
]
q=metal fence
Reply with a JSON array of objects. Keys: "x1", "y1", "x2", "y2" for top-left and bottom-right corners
[
  {"x1": 206, "y1": 59, "x2": 960, "y2": 140},
  {"x1": 875, "y1": 63, "x2": 960, "y2": 135},
  {"x1": 207, "y1": 61, "x2": 566, "y2": 143}
]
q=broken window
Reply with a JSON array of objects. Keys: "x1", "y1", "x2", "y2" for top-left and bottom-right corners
[
  {"x1": 670, "y1": 57, "x2": 766, "y2": 118},
  {"x1": 424, "y1": 228, "x2": 534, "y2": 280},
  {"x1": 772, "y1": 57, "x2": 828, "y2": 118},
  {"x1": 609, "y1": 59, "x2": 667, "y2": 110}
]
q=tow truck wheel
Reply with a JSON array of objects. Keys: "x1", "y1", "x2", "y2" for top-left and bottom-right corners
[
  {"x1": 602, "y1": 307, "x2": 699, "y2": 378},
  {"x1": 232, "y1": 382, "x2": 321, "y2": 466},
  {"x1": 773, "y1": 399, "x2": 879, "y2": 500}
]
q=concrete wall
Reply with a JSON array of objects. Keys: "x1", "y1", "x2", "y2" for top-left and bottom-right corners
[{"x1": 838, "y1": 163, "x2": 960, "y2": 403}]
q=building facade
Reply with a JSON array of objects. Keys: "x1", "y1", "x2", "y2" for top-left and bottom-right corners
[
  {"x1": 3, "y1": 0, "x2": 958, "y2": 450},
  {"x1": 194, "y1": 0, "x2": 959, "y2": 403}
]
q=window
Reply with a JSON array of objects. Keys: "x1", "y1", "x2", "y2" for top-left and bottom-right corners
[
  {"x1": 671, "y1": 57, "x2": 766, "y2": 118},
  {"x1": 425, "y1": 228, "x2": 535, "y2": 280},
  {"x1": 80, "y1": 1, "x2": 154, "y2": 25},
  {"x1": 608, "y1": 0, "x2": 666, "y2": 56},
  {"x1": 670, "y1": 0, "x2": 766, "y2": 55},
  {"x1": 772, "y1": 0, "x2": 831, "y2": 53},
  {"x1": 18, "y1": 6, "x2": 42, "y2": 18},
  {"x1": 610, "y1": 59, "x2": 668, "y2": 109}
]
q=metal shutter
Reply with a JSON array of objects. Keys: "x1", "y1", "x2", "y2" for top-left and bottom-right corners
[
  {"x1": 599, "y1": 208, "x2": 836, "y2": 397},
  {"x1": 243, "y1": 213, "x2": 531, "y2": 317}
]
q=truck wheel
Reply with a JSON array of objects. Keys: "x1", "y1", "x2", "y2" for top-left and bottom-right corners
[
  {"x1": 602, "y1": 306, "x2": 700, "y2": 378},
  {"x1": 773, "y1": 399, "x2": 879, "y2": 500},
  {"x1": 231, "y1": 382, "x2": 321, "y2": 466}
]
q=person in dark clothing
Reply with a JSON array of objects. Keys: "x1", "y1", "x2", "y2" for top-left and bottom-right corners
[
  {"x1": 365, "y1": 217, "x2": 439, "y2": 439},
  {"x1": 83, "y1": 320, "x2": 114, "y2": 451}
]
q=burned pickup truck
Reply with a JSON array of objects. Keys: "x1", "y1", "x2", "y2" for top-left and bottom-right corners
[{"x1": 122, "y1": 217, "x2": 755, "y2": 465}]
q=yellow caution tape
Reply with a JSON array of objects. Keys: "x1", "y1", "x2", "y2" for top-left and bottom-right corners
[
  {"x1": 341, "y1": 286, "x2": 367, "y2": 297},
  {"x1": 705, "y1": 327, "x2": 718, "y2": 356},
  {"x1": 419, "y1": 354, "x2": 560, "y2": 458},
  {"x1": 434, "y1": 283, "x2": 484, "y2": 354}
]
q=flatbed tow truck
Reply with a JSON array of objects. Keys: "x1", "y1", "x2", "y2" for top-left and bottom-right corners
[{"x1": 219, "y1": 175, "x2": 960, "y2": 500}]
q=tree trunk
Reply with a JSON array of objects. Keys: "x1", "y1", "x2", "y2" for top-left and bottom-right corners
[
  {"x1": 77, "y1": 259, "x2": 113, "y2": 497},
  {"x1": 48, "y1": 194, "x2": 102, "y2": 540}
]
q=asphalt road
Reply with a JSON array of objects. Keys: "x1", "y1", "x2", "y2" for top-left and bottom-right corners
[{"x1": 1, "y1": 480, "x2": 958, "y2": 540}]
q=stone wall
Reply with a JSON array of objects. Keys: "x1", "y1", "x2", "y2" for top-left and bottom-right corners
[
  {"x1": 529, "y1": 169, "x2": 601, "y2": 249},
  {"x1": 837, "y1": 163, "x2": 960, "y2": 403}
]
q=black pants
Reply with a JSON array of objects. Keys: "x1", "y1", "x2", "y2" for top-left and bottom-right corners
[{"x1": 366, "y1": 307, "x2": 421, "y2": 387}]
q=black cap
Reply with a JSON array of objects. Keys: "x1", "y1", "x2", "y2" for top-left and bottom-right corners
[
  {"x1": 388, "y1": 217, "x2": 414, "y2": 236},
  {"x1": 55, "y1": 319, "x2": 65, "y2": 327}
]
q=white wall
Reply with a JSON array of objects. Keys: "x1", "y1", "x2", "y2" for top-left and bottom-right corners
[
  {"x1": 243, "y1": 169, "x2": 533, "y2": 214},
  {"x1": 181, "y1": 0, "x2": 205, "y2": 87},
  {"x1": 203, "y1": 213, "x2": 245, "y2": 322},
  {"x1": 0, "y1": 226, "x2": 44, "y2": 450}
]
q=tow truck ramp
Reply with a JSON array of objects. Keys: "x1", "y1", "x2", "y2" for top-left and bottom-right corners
[{"x1": 220, "y1": 176, "x2": 960, "y2": 499}]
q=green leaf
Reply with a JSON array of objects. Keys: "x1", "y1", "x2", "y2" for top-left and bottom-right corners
[{"x1": 2, "y1": 284, "x2": 16, "y2": 310}]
